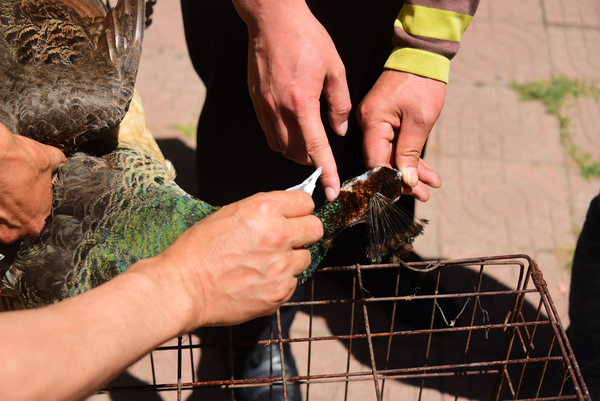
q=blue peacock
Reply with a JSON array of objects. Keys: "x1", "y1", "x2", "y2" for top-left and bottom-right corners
[{"x1": 0, "y1": 0, "x2": 426, "y2": 308}]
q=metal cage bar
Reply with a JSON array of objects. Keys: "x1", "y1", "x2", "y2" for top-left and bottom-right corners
[{"x1": 0, "y1": 254, "x2": 592, "y2": 400}]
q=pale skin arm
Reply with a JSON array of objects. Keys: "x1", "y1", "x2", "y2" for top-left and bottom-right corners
[
  {"x1": 232, "y1": 0, "x2": 444, "y2": 202},
  {"x1": 0, "y1": 191, "x2": 323, "y2": 401},
  {"x1": 0, "y1": 123, "x2": 66, "y2": 243}
]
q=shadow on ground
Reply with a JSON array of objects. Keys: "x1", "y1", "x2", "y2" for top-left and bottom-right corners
[{"x1": 107, "y1": 138, "x2": 569, "y2": 401}]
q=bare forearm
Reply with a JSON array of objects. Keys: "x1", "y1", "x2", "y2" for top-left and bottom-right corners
[
  {"x1": 0, "y1": 258, "x2": 191, "y2": 401},
  {"x1": 0, "y1": 192, "x2": 320, "y2": 401}
]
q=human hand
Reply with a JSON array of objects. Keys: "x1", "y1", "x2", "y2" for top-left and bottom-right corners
[
  {"x1": 0, "y1": 123, "x2": 66, "y2": 243},
  {"x1": 234, "y1": 0, "x2": 351, "y2": 202},
  {"x1": 358, "y1": 70, "x2": 445, "y2": 202},
  {"x1": 147, "y1": 190, "x2": 323, "y2": 331}
]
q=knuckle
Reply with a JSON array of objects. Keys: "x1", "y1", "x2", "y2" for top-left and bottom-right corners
[
  {"x1": 286, "y1": 86, "x2": 309, "y2": 112},
  {"x1": 300, "y1": 191, "x2": 315, "y2": 211},
  {"x1": 401, "y1": 149, "x2": 422, "y2": 162},
  {"x1": 329, "y1": 99, "x2": 351, "y2": 116},
  {"x1": 37, "y1": 150, "x2": 54, "y2": 172},
  {"x1": 31, "y1": 216, "x2": 47, "y2": 235},
  {"x1": 248, "y1": 194, "x2": 276, "y2": 213},
  {"x1": 270, "y1": 282, "x2": 294, "y2": 305},
  {"x1": 0, "y1": 229, "x2": 19, "y2": 244},
  {"x1": 356, "y1": 97, "x2": 373, "y2": 114},
  {"x1": 333, "y1": 63, "x2": 347, "y2": 81},
  {"x1": 356, "y1": 99, "x2": 377, "y2": 125},
  {"x1": 260, "y1": 231, "x2": 287, "y2": 249},
  {"x1": 269, "y1": 259, "x2": 289, "y2": 277},
  {"x1": 412, "y1": 113, "x2": 430, "y2": 131},
  {"x1": 403, "y1": 148, "x2": 422, "y2": 158},
  {"x1": 327, "y1": 61, "x2": 347, "y2": 84},
  {"x1": 304, "y1": 138, "x2": 329, "y2": 157}
]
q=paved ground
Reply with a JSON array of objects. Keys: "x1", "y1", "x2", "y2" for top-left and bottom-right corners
[{"x1": 88, "y1": 0, "x2": 600, "y2": 399}]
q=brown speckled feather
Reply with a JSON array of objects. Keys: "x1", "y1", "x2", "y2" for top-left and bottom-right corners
[
  {"x1": 0, "y1": 151, "x2": 114, "y2": 304},
  {"x1": 0, "y1": 0, "x2": 145, "y2": 153}
]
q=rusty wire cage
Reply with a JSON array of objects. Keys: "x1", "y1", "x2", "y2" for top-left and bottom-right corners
[{"x1": 1, "y1": 254, "x2": 591, "y2": 400}]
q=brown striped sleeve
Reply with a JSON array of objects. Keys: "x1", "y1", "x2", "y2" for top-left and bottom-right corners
[{"x1": 385, "y1": 0, "x2": 480, "y2": 83}]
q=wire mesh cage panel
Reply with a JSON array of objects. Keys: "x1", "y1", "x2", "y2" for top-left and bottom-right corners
[{"x1": 1, "y1": 254, "x2": 591, "y2": 400}]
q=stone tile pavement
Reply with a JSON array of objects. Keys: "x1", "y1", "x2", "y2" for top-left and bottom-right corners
[
  {"x1": 414, "y1": 0, "x2": 600, "y2": 324},
  {"x1": 88, "y1": 0, "x2": 600, "y2": 399}
]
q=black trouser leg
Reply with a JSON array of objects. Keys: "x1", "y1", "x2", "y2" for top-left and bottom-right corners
[{"x1": 567, "y1": 193, "x2": 600, "y2": 399}]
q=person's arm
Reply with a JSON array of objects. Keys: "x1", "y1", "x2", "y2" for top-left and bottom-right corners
[
  {"x1": 0, "y1": 123, "x2": 66, "y2": 243},
  {"x1": 359, "y1": 0, "x2": 479, "y2": 200},
  {"x1": 232, "y1": 0, "x2": 351, "y2": 202},
  {"x1": 0, "y1": 190, "x2": 323, "y2": 401}
]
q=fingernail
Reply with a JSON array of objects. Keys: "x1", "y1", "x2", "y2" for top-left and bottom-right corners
[
  {"x1": 325, "y1": 187, "x2": 337, "y2": 202},
  {"x1": 406, "y1": 167, "x2": 418, "y2": 187},
  {"x1": 339, "y1": 120, "x2": 348, "y2": 136}
]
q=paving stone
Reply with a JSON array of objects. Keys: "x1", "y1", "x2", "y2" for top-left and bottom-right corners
[
  {"x1": 547, "y1": 26, "x2": 600, "y2": 78},
  {"x1": 543, "y1": 0, "x2": 600, "y2": 28},
  {"x1": 564, "y1": 96, "x2": 600, "y2": 159},
  {"x1": 451, "y1": 19, "x2": 552, "y2": 84},
  {"x1": 136, "y1": 0, "x2": 204, "y2": 143},
  {"x1": 435, "y1": 83, "x2": 565, "y2": 164}
]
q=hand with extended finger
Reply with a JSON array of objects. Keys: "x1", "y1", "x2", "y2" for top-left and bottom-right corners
[{"x1": 234, "y1": 0, "x2": 351, "y2": 201}]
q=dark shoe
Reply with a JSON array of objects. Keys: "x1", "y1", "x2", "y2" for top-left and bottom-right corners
[{"x1": 234, "y1": 343, "x2": 301, "y2": 401}]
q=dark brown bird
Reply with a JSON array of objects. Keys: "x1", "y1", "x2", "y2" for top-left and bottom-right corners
[{"x1": 0, "y1": 0, "x2": 145, "y2": 153}]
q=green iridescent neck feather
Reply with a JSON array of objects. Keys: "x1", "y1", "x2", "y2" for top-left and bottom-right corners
[
  {"x1": 300, "y1": 199, "x2": 344, "y2": 284},
  {"x1": 0, "y1": 149, "x2": 424, "y2": 308}
]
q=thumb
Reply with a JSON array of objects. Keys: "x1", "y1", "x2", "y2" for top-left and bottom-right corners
[
  {"x1": 395, "y1": 119, "x2": 428, "y2": 188},
  {"x1": 41, "y1": 144, "x2": 67, "y2": 182},
  {"x1": 43, "y1": 144, "x2": 67, "y2": 179},
  {"x1": 323, "y1": 63, "x2": 351, "y2": 137},
  {"x1": 44, "y1": 145, "x2": 67, "y2": 168}
]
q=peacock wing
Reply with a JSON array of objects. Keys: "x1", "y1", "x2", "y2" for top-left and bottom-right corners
[{"x1": 0, "y1": 0, "x2": 145, "y2": 153}]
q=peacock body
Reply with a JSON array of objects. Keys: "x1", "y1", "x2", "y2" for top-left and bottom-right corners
[
  {"x1": 0, "y1": 145, "x2": 422, "y2": 308},
  {"x1": 0, "y1": 0, "x2": 426, "y2": 309}
]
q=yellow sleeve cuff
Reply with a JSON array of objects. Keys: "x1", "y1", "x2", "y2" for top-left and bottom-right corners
[
  {"x1": 397, "y1": 5, "x2": 474, "y2": 42},
  {"x1": 384, "y1": 47, "x2": 450, "y2": 83}
]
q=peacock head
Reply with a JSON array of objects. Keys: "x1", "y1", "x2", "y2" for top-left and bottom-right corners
[
  {"x1": 322, "y1": 166, "x2": 427, "y2": 264},
  {"x1": 330, "y1": 166, "x2": 404, "y2": 228}
]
